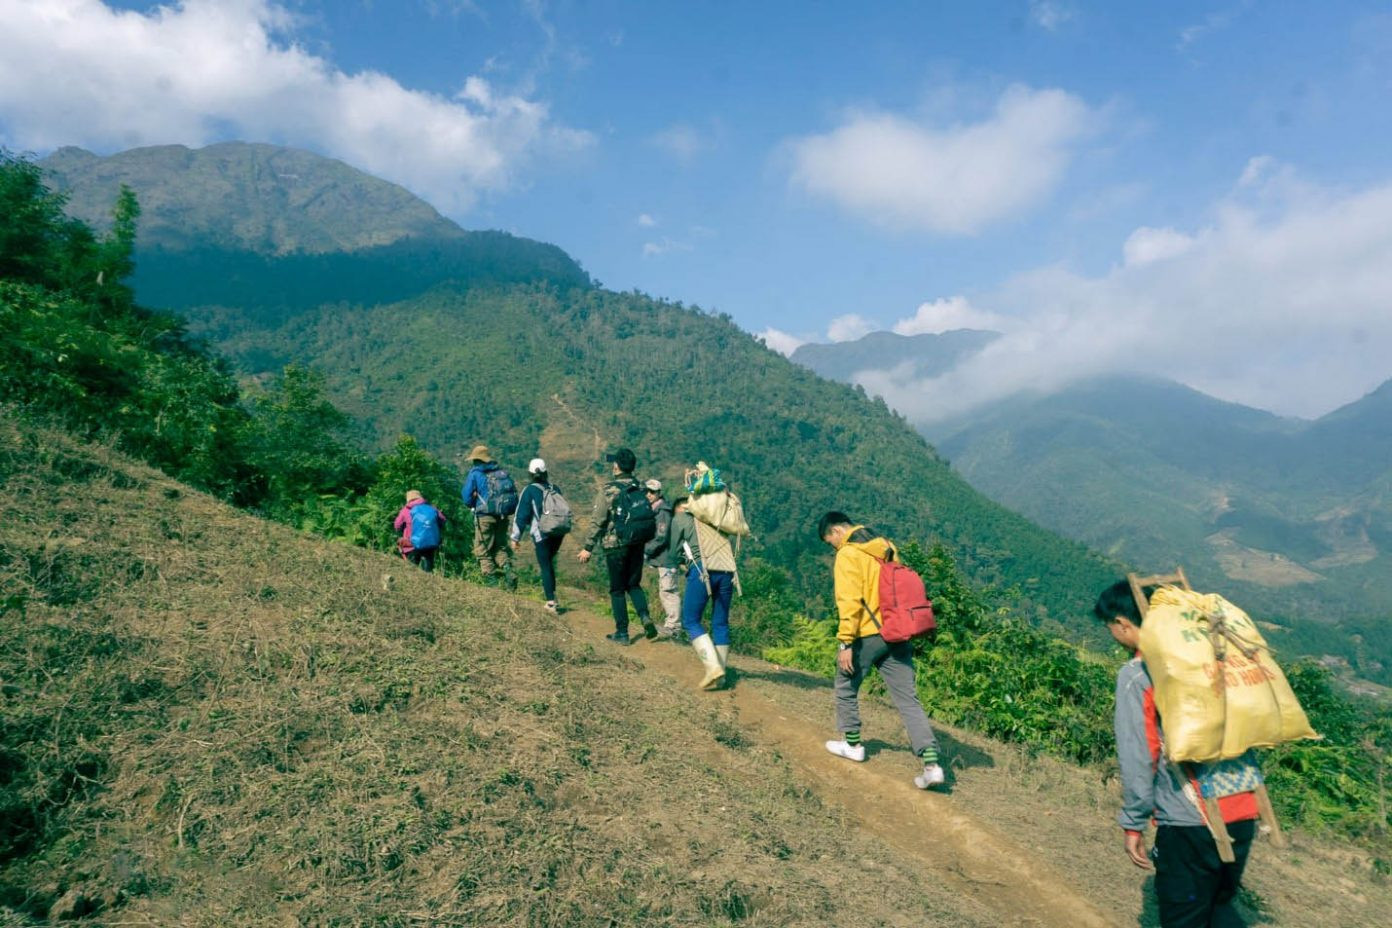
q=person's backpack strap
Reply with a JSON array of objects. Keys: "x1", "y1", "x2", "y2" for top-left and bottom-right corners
[{"x1": 855, "y1": 545, "x2": 886, "y2": 631}]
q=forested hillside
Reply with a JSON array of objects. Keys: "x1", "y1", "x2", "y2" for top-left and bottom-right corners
[
  {"x1": 929, "y1": 376, "x2": 1392, "y2": 680},
  {"x1": 42, "y1": 143, "x2": 1122, "y2": 638}
]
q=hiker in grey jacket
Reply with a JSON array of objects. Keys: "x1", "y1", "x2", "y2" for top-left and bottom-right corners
[
  {"x1": 510, "y1": 458, "x2": 563, "y2": 613},
  {"x1": 643, "y1": 480, "x2": 682, "y2": 639},
  {"x1": 1097, "y1": 580, "x2": 1259, "y2": 928}
]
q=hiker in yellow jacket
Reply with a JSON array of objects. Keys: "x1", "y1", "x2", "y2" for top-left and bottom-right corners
[{"x1": 818, "y1": 511, "x2": 945, "y2": 789}]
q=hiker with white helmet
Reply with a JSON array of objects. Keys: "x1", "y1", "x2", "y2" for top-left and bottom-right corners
[{"x1": 510, "y1": 458, "x2": 572, "y2": 613}]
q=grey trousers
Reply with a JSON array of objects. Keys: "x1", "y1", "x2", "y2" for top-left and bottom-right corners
[
  {"x1": 834, "y1": 634, "x2": 939, "y2": 757},
  {"x1": 656, "y1": 566, "x2": 682, "y2": 630}
]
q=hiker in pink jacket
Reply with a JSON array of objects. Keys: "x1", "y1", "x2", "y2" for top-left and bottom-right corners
[{"x1": 393, "y1": 490, "x2": 446, "y2": 572}]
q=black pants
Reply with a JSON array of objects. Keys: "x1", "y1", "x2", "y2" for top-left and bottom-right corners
[
  {"x1": 408, "y1": 547, "x2": 438, "y2": 573},
  {"x1": 604, "y1": 543, "x2": 649, "y2": 634},
  {"x1": 532, "y1": 534, "x2": 564, "y2": 602},
  {"x1": 1152, "y1": 820, "x2": 1255, "y2": 928}
]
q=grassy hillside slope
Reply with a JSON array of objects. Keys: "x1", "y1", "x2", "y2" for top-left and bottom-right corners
[
  {"x1": 0, "y1": 414, "x2": 986, "y2": 926},
  {"x1": 5, "y1": 415, "x2": 1391, "y2": 927}
]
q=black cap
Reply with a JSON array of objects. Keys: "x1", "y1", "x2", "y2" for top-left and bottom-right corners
[{"x1": 605, "y1": 448, "x2": 637, "y2": 472}]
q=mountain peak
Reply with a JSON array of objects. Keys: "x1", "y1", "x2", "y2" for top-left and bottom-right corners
[{"x1": 40, "y1": 141, "x2": 466, "y2": 255}]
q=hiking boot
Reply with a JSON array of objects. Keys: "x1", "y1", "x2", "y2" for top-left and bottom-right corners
[
  {"x1": 692, "y1": 636, "x2": 725, "y2": 690},
  {"x1": 605, "y1": 632, "x2": 631, "y2": 646},
  {"x1": 503, "y1": 572, "x2": 518, "y2": 592},
  {"x1": 544, "y1": 601, "x2": 559, "y2": 614},
  {"x1": 914, "y1": 763, "x2": 946, "y2": 789},
  {"x1": 825, "y1": 740, "x2": 866, "y2": 763},
  {"x1": 642, "y1": 620, "x2": 659, "y2": 640}
]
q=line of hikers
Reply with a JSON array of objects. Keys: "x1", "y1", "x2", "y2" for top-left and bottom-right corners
[
  {"x1": 397, "y1": 443, "x2": 1285, "y2": 927},
  {"x1": 392, "y1": 444, "x2": 945, "y2": 778}
]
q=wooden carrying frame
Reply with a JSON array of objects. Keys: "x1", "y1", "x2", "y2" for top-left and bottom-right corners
[{"x1": 1127, "y1": 569, "x2": 1287, "y2": 861}]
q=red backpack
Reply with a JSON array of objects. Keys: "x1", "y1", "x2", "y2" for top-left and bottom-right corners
[{"x1": 863, "y1": 552, "x2": 937, "y2": 643}]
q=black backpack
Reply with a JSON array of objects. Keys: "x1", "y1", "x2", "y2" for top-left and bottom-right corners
[{"x1": 611, "y1": 482, "x2": 657, "y2": 545}]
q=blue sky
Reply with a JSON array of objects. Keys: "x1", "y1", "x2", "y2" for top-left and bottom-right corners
[{"x1": 4, "y1": 1, "x2": 1392, "y2": 420}]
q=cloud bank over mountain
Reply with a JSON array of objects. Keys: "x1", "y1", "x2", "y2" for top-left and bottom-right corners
[
  {"x1": 828, "y1": 159, "x2": 1392, "y2": 422},
  {"x1": 0, "y1": 0, "x2": 590, "y2": 215}
]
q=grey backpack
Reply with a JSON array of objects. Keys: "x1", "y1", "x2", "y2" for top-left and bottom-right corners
[{"x1": 534, "y1": 484, "x2": 573, "y2": 537}]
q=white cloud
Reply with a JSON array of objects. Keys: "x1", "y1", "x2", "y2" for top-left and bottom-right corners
[
  {"x1": 1029, "y1": 1, "x2": 1076, "y2": 32},
  {"x1": 891, "y1": 296, "x2": 1005, "y2": 335},
  {"x1": 651, "y1": 124, "x2": 707, "y2": 163},
  {"x1": 1122, "y1": 227, "x2": 1195, "y2": 266},
  {"x1": 787, "y1": 85, "x2": 1097, "y2": 235},
  {"x1": 636, "y1": 213, "x2": 658, "y2": 227},
  {"x1": 0, "y1": 0, "x2": 592, "y2": 215},
  {"x1": 858, "y1": 161, "x2": 1392, "y2": 423},
  {"x1": 641, "y1": 236, "x2": 691, "y2": 258},
  {"x1": 757, "y1": 328, "x2": 805, "y2": 356},
  {"x1": 1178, "y1": 6, "x2": 1245, "y2": 50},
  {"x1": 826, "y1": 313, "x2": 874, "y2": 343}
]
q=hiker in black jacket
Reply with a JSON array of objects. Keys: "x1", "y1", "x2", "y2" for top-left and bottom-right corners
[{"x1": 578, "y1": 447, "x2": 657, "y2": 645}]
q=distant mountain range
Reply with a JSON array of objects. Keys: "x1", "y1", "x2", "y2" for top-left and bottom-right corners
[
  {"x1": 39, "y1": 143, "x2": 1123, "y2": 643},
  {"x1": 794, "y1": 330, "x2": 1392, "y2": 666},
  {"x1": 790, "y1": 329, "x2": 1000, "y2": 382}
]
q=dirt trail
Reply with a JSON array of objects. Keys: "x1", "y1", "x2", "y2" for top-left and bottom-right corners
[{"x1": 557, "y1": 599, "x2": 1120, "y2": 928}]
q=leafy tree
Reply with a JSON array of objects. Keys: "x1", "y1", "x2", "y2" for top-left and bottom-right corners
[
  {"x1": 0, "y1": 154, "x2": 252, "y2": 497},
  {"x1": 243, "y1": 365, "x2": 370, "y2": 520}
]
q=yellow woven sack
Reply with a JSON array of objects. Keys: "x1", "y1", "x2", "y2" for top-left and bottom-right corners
[{"x1": 1139, "y1": 587, "x2": 1319, "y2": 763}]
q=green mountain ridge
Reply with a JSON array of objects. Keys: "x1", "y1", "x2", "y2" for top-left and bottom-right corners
[
  {"x1": 792, "y1": 332, "x2": 1392, "y2": 683},
  {"x1": 39, "y1": 142, "x2": 1123, "y2": 641},
  {"x1": 930, "y1": 374, "x2": 1392, "y2": 616}
]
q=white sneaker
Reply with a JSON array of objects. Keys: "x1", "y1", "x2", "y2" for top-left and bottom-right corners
[
  {"x1": 914, "y1": 763, "x2": 946, "y2": 789},
  {"x1": 825, "y1": 740, "x2": 866, "y2": 762}
]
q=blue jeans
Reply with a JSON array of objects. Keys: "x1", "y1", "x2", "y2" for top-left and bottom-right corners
[{"x1": 681, "y1": 566, "x2": 733, "y2": 645}]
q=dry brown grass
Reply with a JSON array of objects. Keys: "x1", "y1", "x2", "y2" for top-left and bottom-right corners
[{"x1": 0, "y1": 414, "x2": 982, "y2": 926}]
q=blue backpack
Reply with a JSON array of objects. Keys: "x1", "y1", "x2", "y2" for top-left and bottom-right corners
[{"x1": 409, "y1": 503, "x2": 442, "y2": 549}]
